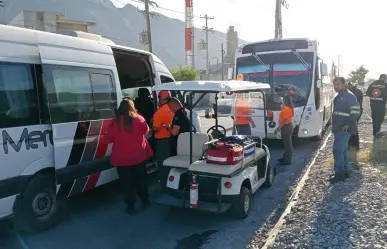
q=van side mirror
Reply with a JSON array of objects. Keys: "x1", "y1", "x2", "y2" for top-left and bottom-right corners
[
  {"x1": 316, "y1": 80, "x2": 322, "y2": 88},
  {"x1": 227, "y1": 68, "x2": 233, "y2": 80},
  {"x1": 321, "y1": 63, "x2": 328, "y2": 77}
]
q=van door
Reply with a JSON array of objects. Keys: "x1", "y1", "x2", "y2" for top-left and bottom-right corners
[{"x1": 36, "y1": 35, "x2": 117, "y2": 196}]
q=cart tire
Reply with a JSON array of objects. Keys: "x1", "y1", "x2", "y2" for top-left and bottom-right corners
[
  {"x1": 231, "y1": 187, "x2": 251, "y2": 219},
  {"x1": 262, "y1": 163, "x2": 275, "y2": 188},
  {"x1": 13, "y1": 174, "x2": 65, "y2": 233}
]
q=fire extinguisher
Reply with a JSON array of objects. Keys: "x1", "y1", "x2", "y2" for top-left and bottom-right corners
[{"x1": 190, "y1": 175, "x2": 199, "y2": 209}]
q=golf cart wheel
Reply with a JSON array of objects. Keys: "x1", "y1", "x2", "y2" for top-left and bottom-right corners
[
  {"x1": 13, "y1": 174, "x2": 65, "y2": 233},
  {"x1": 231, "y1": 187, "x2": 252, "y2": 219},
  {"x1": 262, "y1": 163, "x2": 275, "y2": 188}
]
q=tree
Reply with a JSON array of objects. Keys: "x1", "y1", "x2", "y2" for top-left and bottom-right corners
[
  {"x1": 348, "y1": 65, "x2": 369, "y2": 86},
  {"x1": 171, "y1": 66, "x2": 199, "y2": 81}
]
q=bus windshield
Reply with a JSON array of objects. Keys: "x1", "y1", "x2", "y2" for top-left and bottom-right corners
[{"x1": 236, "y1": 51, "x2": 314, "y2": 108}]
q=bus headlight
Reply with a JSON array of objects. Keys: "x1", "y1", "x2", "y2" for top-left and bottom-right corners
[{"x1": 302, "y1": 129, "x2": 308, "y2": 135}]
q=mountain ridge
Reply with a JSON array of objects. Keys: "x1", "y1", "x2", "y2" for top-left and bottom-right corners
[{"x1": 6, "y1": 0, "x2": 247, "y2": 69}]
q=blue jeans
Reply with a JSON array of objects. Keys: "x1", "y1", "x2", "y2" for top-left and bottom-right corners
[{"x1": 333, "y1": 131, "x2": 352, "y2": 173}]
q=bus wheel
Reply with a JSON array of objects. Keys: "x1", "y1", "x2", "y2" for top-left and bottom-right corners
[{"x1": 13, "y1": 174, "x2": 65, "y2": 233}]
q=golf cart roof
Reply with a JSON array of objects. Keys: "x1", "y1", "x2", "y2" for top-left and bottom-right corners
[{"x1": 152, "y1": 80, "x2": 270, "y2": 93}]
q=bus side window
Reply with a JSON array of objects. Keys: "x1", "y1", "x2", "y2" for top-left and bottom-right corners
[
  {"x1": 314, "y1": 59, "x2": 322, "y2": 110},
  {"x1": 42, "y1": 65, "x2": 115, "y2": 124},
  {"x1": 0, "y1": 62, "x2": 39, "y2": 128}
]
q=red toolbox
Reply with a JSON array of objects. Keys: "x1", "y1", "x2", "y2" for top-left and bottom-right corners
[{"x1": 206, "y1": 142, "x2": 243, "y2": 165}]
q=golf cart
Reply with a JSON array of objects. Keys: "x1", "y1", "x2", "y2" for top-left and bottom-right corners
[{"x1": 153, "y1": 80, "x2": 275, "y2": 219}]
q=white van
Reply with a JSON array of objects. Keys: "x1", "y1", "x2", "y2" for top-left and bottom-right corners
[{"x1": 0, "y1": 25, "x2": 174, "y2": 232}]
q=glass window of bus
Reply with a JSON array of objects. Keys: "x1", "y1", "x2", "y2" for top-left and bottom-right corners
[
  {"x1": 236, "y1": 52, "x2": 313, "y2": 107},
  {"x1": 0, "y1": 63, "x2": 39, "y2": 128}
]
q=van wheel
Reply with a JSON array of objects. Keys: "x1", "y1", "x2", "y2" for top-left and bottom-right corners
[
  {"x1": 262, "y1": 163, "x2": 275, "y2": 188},
  {"x1": 13, "y1": 174, "x2": 65, "y2": 233},
  {"x1": 231, "y1": 187, "x2": 251, "y2": 219}
]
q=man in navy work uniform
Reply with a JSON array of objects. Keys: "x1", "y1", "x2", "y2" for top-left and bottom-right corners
[
  {"x1": 163, "y1": 97, "x2": 192, "y2": 156},
  {"x1": 366, "y1": 74, "x2": 387, "y2": 137},
  {"x1": 331, "y1": 77, "x2": 361, "y2": 183}
]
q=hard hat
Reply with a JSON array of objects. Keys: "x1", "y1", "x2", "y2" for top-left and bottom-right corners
[{"x1": 158, "y1": 90, "x2": 171, "y2": 99}]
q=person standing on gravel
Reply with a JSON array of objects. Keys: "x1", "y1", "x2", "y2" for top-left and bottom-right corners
[
  {"x1": 366, "y1": 74, "x2": 387, "y2": 137},
  {"x1": 274, "y1": 95, "x2": 294, "y2": 165},
  {"x1": 331, "y1": 77, "x2": 361, "y2": 183},
  {"x1": 348, "y1": 82, "x2": 363, "y2": 150}
]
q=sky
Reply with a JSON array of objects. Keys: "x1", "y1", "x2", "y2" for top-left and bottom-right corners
[{"x1": 111, "y1": 0, "x2": 385, "y2": 79}]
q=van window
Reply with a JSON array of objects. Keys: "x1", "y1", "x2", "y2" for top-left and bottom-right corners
[
  {"x1": 160, "y1": 75, "x2": 174, "y2": 84},
  {"x1": 43, "y1": 65, "x2": 115, "y2": 124},
  {"x1": 0, "y1": 63, "x2": 39, "y2": 128},
  {"x1": 113, "y1": 51, "x2": 153, "y2": 100}
]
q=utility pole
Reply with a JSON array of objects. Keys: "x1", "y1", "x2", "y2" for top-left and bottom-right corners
[
  {"x1": 138, "y1": 0, "x2": 159, "y2": 53},
  {"x1": 274, "y1": 0, "x2": 289, "y2": 39},
  {"x1": 200, "y1": 14, "x2": 214, "y2": 75},
  {"x1": 337, "y1": 55, "x2": 342, "y2": 76},
  {"x1": 0, "y1": 0, "x2": 6, "y2": 25},
  {"x1": 221, "y1": 43, "x2": 225, "y2": 80}
]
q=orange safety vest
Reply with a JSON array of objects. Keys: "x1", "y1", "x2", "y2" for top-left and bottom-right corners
[
  {"x1": 278, "y1": 106, "x2": 294, "y2": 124},
  {"x1": 235, "y1": 97, "x2": 252, "y2": 125}
]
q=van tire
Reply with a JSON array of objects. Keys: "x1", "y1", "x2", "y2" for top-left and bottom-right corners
[
  {"x1": 13, "y1": 174, "x2": 65, "y2": 233},
  {"x1": 231, "y1": 187, "x2": 251, "y2": 219}
]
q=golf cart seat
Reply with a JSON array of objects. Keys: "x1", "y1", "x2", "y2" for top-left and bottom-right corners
[{"x1": 163, "y1": 132, "x2": 212, "y2": 169}]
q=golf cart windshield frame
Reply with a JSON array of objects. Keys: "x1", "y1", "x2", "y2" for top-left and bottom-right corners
[{"x1": 161, "y1": 89, "x2": 268, "y2": 164}]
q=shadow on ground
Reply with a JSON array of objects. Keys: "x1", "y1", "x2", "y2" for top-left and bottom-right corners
[{"x1": 308, "y1": 170, "x2": 363, "y2": 248}]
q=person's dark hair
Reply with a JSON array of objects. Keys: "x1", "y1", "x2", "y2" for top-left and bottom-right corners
[
  {"x1": 379, "y1": 74, "x2": 387, "y2": 80},
  {"x1": 283, "y1": 95, "x2": 294, "y2": 111},
  {"x1": 166, "y1": 97, "x2": 182, "y2": 105},
  {"x1": 115, "y1": 98, "x2": 138, "y2": 132},
  {"x1": 333, "y1": 77, "x2": 346, "y2": 85}
]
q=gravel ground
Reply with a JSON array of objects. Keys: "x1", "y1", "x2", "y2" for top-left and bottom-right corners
[{"x1": 247, "y1": 99, "x2": 387, "y2": 249}]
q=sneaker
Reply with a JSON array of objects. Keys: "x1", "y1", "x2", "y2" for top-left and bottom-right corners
[
  {"x1": 125, "y1": 206, "x2": 136, "y2": 215},
  {"x1": 329, "y1": 173, "x2": 345, "y2": 184},
  {"x1": 344, "y1": 171, "x2": 350, "y2": 178}
]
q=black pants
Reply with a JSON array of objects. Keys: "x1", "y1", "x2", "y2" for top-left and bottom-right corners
[
  {"x1": 281, "y1": 124, "x2": 294, "y2": 163},
  {"x1": 233, "y1": 124, "x2": 252, "y2": 135},
  {"x1": 371, "y1": 105, "x2": 385, "y2": 136},
  {"x1": 116, "y1": 162, "x2": 149, "y2": 208},
  {"x1": 156, "y1": 138, "x2": 171, "y2": 167},
  {"x1": 348, "y1": 118, "x2": 361, "y2": 150}
]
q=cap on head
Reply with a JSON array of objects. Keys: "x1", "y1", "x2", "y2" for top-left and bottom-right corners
[
  {"x1": 158, "y1": 90, "x2": 171, "y2": 99},
  {"x1": 379, "y1": 74, "x2": 387, "y2": 81}
]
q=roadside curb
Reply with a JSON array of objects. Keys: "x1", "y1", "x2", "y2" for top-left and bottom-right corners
[{"x1": 257, "y1": 131, "x2": 332, "y2": 249}]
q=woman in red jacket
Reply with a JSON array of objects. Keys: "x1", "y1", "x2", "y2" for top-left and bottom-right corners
[{"x1": 107, "y1": 98, "x2": 153, "y2": 214}]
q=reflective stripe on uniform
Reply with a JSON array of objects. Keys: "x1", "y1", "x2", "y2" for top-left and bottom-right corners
[
  {"x1": 333, "y1": 111, "x2": 350, "y2": 117},
  {"x1": 350, "y1": 105, "x2": 361, "y2": 115}
]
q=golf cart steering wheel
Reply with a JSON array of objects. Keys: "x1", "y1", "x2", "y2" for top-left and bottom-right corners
[{"x1": 207, "y1": 125, "x2": 227, "y2": 139}]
